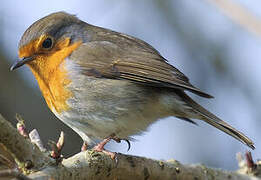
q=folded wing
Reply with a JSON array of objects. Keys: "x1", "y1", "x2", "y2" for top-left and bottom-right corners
[{"x1": 70, "y1": 40, "x2": 212, "y2": 98}]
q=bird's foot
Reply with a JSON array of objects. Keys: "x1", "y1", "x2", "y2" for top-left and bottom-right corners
[
  {"x1": 92, "y1": 134, "x2": 131, "y2": 159},
  {"x1": 93, "y1": 136, "x2": 116, "y2": 159}
]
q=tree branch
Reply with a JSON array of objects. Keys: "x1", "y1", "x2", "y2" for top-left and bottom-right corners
[
  {"x1": 0, "y1": 114, "x2": 260, "y2": 180},
  {"x1": 0, "y1": 114, "x2": 53, "y2": 172},
  {"x1": 27, "y1": 151, "x2": 260, "y2": 180}
]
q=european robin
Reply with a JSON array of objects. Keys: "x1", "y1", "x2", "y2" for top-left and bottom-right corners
[{"x1": 11, "y1": 12, "x2": 254, "y2": 158}]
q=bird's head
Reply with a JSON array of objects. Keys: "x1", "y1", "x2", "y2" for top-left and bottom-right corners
[{"x1": 10, "y1": 12, "x2": 86, "y2": 72}]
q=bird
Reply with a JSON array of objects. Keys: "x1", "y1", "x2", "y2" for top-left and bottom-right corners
[{"x1": 11, "y1": 12, "x2": 254, "y2": 158}]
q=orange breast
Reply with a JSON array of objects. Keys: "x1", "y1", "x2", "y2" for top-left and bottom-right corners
[{"x1": 23, "y1": 39, "x2": 82, "y2": 114}]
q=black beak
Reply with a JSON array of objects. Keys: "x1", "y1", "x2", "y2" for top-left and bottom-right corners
[{"x1": 10, "y1": 56, "x2": 34, "y2": 71}]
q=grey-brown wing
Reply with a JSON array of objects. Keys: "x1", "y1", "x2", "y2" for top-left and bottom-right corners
[{"x1": 70, "y1": 41, "x2": 213, "y2": 98}]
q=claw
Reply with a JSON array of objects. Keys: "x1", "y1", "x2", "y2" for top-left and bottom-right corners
[
  {"x1": 92, "y1": 134, "x2": 131, "y2": 159},
  {"x1": 111, "y1": 135, "x2": 131, "y2": 151},
  {"x1": 123, "y1": 139, "x2": 131, "y2": 151}
]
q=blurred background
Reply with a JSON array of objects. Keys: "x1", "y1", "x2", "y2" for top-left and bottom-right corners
[{"x1": 0, "y1": 0, "x2": 260, "y2": 170}]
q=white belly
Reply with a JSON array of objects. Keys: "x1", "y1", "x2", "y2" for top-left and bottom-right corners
[
  {"x1": 55, "y1": 75, "x2": 164, "y2": 144},
  {"x1": 53, "y1": 61, "x2": 194, "y2": 144}
]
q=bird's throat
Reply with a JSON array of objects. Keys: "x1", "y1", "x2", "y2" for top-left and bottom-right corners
[{"x1": 27, "y1": 40, "x2": 82, "y2": 114}]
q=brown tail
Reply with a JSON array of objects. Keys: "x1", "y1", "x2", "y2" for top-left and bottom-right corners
[{"x1": 177, "y1": 91, "x2": 255, "y2": 150}]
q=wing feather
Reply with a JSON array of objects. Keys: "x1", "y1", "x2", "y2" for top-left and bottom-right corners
[{"x1": 69, "y1": 41, "x2": 213, "y2": 98}]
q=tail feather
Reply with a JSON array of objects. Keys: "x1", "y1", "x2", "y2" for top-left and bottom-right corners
[
  {"x1": 177, "y1": 91, "x2": 255, "y2": 150},
  {"x1": 200, "y1": 115, "x2": 255, "y2": 150},
  {"x1": 177, "y1": 117, "x2": 198, "y2": 126}
]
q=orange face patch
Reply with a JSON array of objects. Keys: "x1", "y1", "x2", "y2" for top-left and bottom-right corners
[
  {"x1": 19, "y1": 35, "x2": 49, "y2": 58},
  {"x1": 19, "y1": 37, "x2": 82, "y2": 114}
]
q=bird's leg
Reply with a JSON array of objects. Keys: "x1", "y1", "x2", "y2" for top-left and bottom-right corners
[
  {"x1": 93, "y1": 135, "x2": 116, "y2": 159},
  {"x1": 81, "y1": 141, "x2": 88, "y2": 151},
  {"x1": 93, "y1": 134, "x2": 131, "y2": 159}
]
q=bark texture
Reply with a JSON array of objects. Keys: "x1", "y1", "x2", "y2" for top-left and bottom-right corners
[{"x1": 0, "y1": 114, "x2": 260, "y2": 180}]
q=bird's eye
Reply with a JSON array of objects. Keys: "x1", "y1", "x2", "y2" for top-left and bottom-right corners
[{"x1": 42, "y1": 37, "x2": 53, "y2": 49}]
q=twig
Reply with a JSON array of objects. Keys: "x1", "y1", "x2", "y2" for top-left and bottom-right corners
[
  {"x1": 246, "y1": 151, "x2": 257, "y2": 170},
  {"x1": 29, "y1": 129, "x2": 46, "y2": 152},
  {"x1": 0, "y1": 114, "x2": 53, "y2": 172},
  {"x1": 237, "y1": 152, "x2": 261, "y2": 177},
  {"x1": 16, "y1": 114, "x2": 28, "y2": 138},
  {"x1": 49, "y1": 131, "x2": 64, "y2": 162}
]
